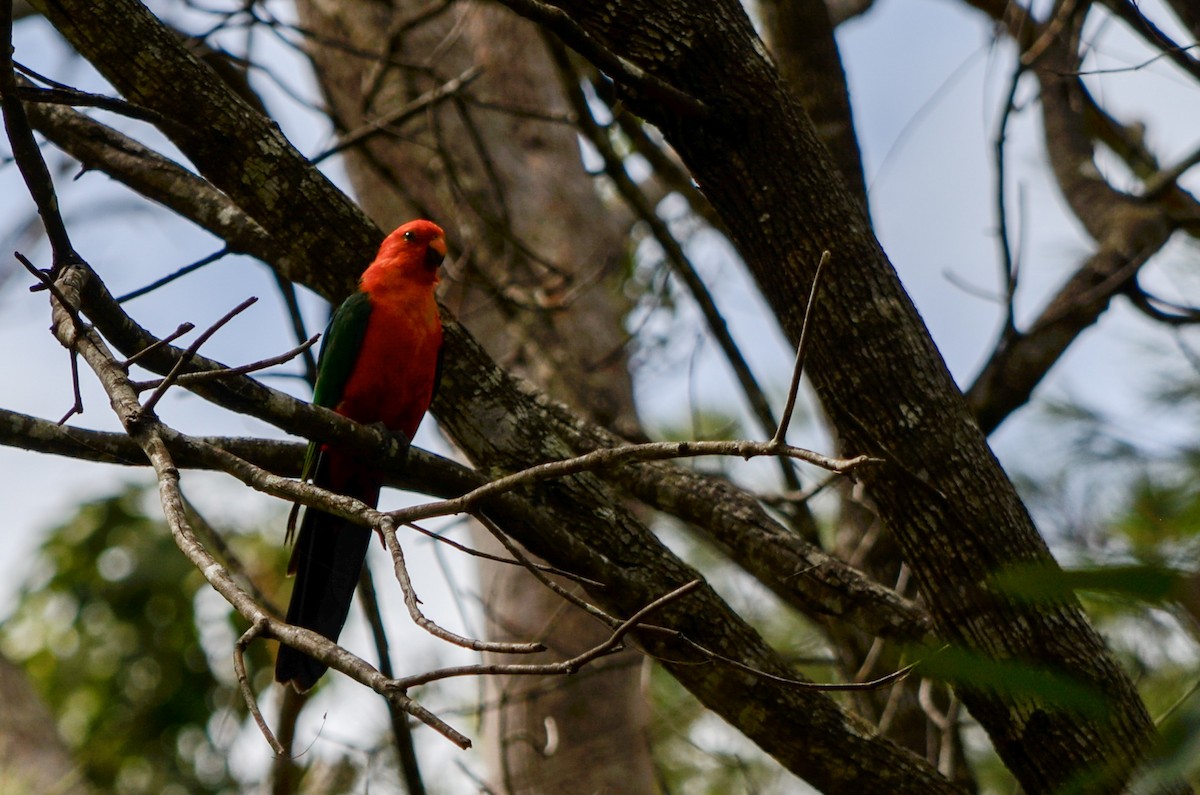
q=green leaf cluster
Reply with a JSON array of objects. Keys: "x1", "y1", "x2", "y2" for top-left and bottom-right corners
[{"x1": 1, "y1": 486, "x2": 247, "y2": 794}]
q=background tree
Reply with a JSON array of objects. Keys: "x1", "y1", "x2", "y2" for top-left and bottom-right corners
[{"x1": 0, "y1": 0, "x2": 1198, "y2": 793}]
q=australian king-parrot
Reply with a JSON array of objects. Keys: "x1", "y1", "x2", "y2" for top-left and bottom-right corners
[{"x1": 275, "y1": 219, "x2": 446, "y2": 691}]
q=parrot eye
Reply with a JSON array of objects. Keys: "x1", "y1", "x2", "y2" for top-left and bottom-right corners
[{"x1": 402, "y1": 231, "x2": 416, "y2": 242}]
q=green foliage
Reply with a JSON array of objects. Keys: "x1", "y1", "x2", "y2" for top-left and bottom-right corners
[
  {"x1": 0, "y1": 485, "x2": 276, "y2": 795},
  {"x1": 1004, "y1": 396, "x2": 1200, "y2": 788},
  {"x1": 991, "y1": 562, "x2": 1185, "y2": 605},
  {"x1": 1116, "y1": 475, "x2": 1200, "y2": 551},
  {"x1": 908, "y1": 644, "x2": 1109, "y2": 720}
]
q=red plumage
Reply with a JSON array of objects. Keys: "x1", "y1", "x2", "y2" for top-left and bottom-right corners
[{"x1": 276, "y1": 219, "x2": 446, "y2": 691}]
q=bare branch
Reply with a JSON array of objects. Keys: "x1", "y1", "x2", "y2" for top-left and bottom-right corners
[
  {"x1": 409, "y1": 520, "x2": 606, "y2": 589},
  {"x1": 122, "y1": 322, "x2": 196, "y2": 368},
  {"x1": 772, "y1": 249, "x2": 829, "y2": 446},
  {"x1": 473, "y1": 512, "x2": 619, "y2": 627},
  {"x1": 0, "y1": 9, "x2": 76, "y2": 268},
  {"x1": 379, "y1": 516, "x2": 547, "y2": 654},
  {"x1": 142, "y1": 296, "x2": 259, "y2": 414},
  {"x1": 16, "y1": 81, "x2": 177, "y2": 129},
  {"x1": 389, "y1": 437, "x2": 876, "y2": 526},
  {"x1": 116, "y1": 248, "x2": 231, "y2": 303},
  {"x1": 132, "y1": 334, "x2": 319, "y2": 393},
  {"x1": 236, "y1": 619, "x2": 285, "y2": 756},
  {"x1": 392, "y1": 580, "x2": 703, "y2": 689},
  {"x1": 15, "y1": 251, "x2": 87, "y2": 422}
]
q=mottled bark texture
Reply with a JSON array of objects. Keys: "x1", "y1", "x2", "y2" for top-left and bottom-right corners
[{"x1": 758, "y1": 2, "x2": 972, "y2": 781}]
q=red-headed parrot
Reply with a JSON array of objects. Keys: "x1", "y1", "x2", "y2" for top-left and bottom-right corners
[{"x1": 275, "y1": 219, "x2": 446, "y2": 691}]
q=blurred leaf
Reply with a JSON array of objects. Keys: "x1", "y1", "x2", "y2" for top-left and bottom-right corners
[
  {"x1": 0, "y1": 485, "x2": 270, "y2": 794},
  {"x1": 909, "y1": 645, "x2": 1109, "y2": 720},
  {"x1": 991, "y1": 562, "x2": 1186, "y2": 604},
  {"x1": 1131, "y1": 682, "x2": 1200, "y2": 792},
  {"x1": 1116, "y1": 476, "x2": 1200, "y2": 547},
  {"x1": 656, "y1": 408, "x2": 743, "y2": 443}
]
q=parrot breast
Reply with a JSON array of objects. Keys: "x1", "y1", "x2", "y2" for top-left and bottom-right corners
[{"x1": 335, "y1": 290, "x2": 443, "y2": 442}]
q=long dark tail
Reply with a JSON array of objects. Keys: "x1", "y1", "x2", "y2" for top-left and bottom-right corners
[{"x1": 275, "y1": 453, "x2": 381, "y2": 691}]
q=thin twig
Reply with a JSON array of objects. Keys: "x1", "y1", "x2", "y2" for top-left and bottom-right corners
[
  {"x1": 116, "y1": 247, "x2": 231, "y2": 302},
  {"x1": 142, "y1": 296, "x2": 258, "y2": 413},
  {"x1": 236, "y1": 619, "x2": 285, "y2": 755},
  {"x1": 16, "y1": 252, "x2": 87, "y2": 422},
  {"x1": 772, "y1": 250, "x2": 829, "y2": 446},
  {"x1": 133, "y1": 334, "x2": 319, "y2": 392},
  {"x1": 269, "y1": 271, "x2": 318, "y2": 386},
  {"x1": 473, "y1": 513, "x2": 618, "y2": 626},
  {"x1": 16, "y1": 250, "x2": 84, "y2": 328},
  {"x1": 122, "y1": 322, "x2": 196, "y2": 368},
  {"x1": 760, "y1": 471, "x2": 842, "y2": 508},
  {"x1": 389, "y1": 438, "x2": 876, "y2": 527},
  {"x1": 642, "y1": 621, "x2": 918, "y2": 692},
  {"x1": 378, "y1": 516, "x2": 547, "y2": 654},
  {"x1": 15, "y1": 72, "x2": 178, "y2": 128},
  {"x1": 393, "y1": 580, "x2": 703, "y2": 689},
  {"x1": 1143, "y1": 142, "x2": 1200, "y2": 198},
  {"x1": 409, "y1": 520, "x2": 606, "y2": 589},
  {"x1": 994, "y1": 61, "x2": 1025, "y2": 337},
  {"x1": 58, "y1": 349, "x2": 84, "y2": 424}
]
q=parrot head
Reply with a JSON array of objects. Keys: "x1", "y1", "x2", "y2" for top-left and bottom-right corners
[{"x1": 367, "y1": 219, "x2": 447, "y2": 288}]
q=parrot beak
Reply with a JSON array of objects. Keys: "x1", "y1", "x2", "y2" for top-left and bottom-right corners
[{"x1": 426, "y1": 237, "x2": 447, "y2": 269}]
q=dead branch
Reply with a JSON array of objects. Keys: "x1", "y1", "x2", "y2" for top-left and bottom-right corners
[
  {"x1": 236, "y1": 619, "x2": 284, "y2": 755},
  {"x1": 391, "y1": 580, "x2": 703, "y2": 689},
  {"x1": 379, "y1": 516, "x2": 547, "y2": 654},
  {"x1": 131, "y1": 334, "x2": 319, "y2": 393},
  {"x1": 772, "y1": 249, "x2": 829, "y2": 446},
  {"x1": 389, "y1": 437, "x2": 876, "y2": 526},
  {"x1": 142, "y1": 296, "x2": 259, "y2": 413}
]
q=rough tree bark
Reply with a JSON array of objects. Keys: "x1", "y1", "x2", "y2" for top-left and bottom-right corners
[{"x1": 758, "y1": 1, "x2": 974, "y2": 781}]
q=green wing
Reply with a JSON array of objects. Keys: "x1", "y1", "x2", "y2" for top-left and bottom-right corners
[
  {"x1": 311, "y1": 290, "x2": 373, "y2": 412},
  {"x1": 288, "y1": 291, "x2": 373, "y2": 541}
]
